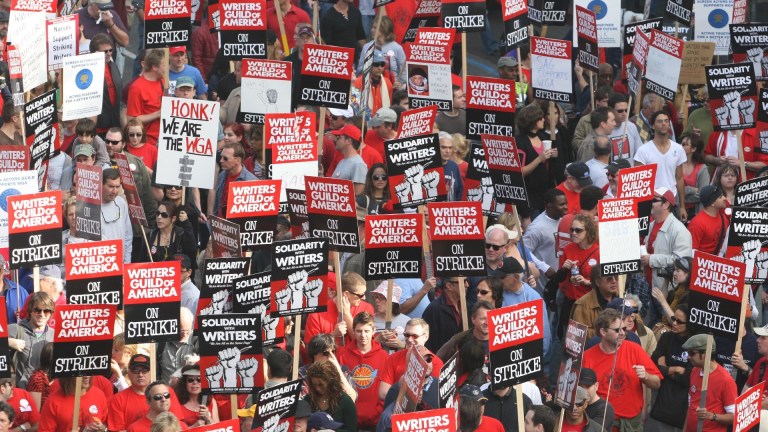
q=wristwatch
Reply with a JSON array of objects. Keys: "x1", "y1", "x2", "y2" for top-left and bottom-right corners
[
  {"x1": 711, "y1": 413, "x2": 717, "y2": 422},
  {"x1": 19, "y1": 424, "x2": 26, "y2": 432}
]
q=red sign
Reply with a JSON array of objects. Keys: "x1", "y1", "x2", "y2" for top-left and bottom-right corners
[
  {"x1": 242, "y1": 59, "x2": 292, "y2": 80},
  {"x1": 0, "y1": 146, "x2": 28, "y2": 172},
  {"x1": 734, "y1": 381, "x2": 763, "y2": 432},
  {"x1": 397, "y1": 106, "x2": 438, "y2": 138},
  {"x1": 466, "y1": 76, "x2": 515, "y2": 112},
  {"x1": 428, "y1": 202, "x2": 483, "y2": 241},
  {"x1": 616, "y1": 164, "x2": 656, "y2": 200},
  {"x1": 305, "y1": 176, "x2": 356, "y2": 218},
  {"x1": 124, "y1": 262, "x2": 182, "y2": 305},
  {"x1": 145, "y1": 0, "x2": 190, "y2": 19},
  {"x1": 226, "y1": 180, "x2": 281, "y2": 219},
  {"x1": 65, "y1": 240, "x2": 123, "y2": 282},
  {"x1": 301, "y1": 44, "x2": 355, "y2": 79},
  {"x1": 54, "y1": 305, "x2": 117, "y2": 343},
  {"x1": 366, "y1": 214, "x2": 422, "y2": 249},
  {"x1": 113, "y1": 153, "x2": 148, "y2": 227},
  {"x1": 219, "y1": 0, "x2": 265, "y2": 30},
  {"x1": 7, "y1": 190, "x2": 61, "y2": 234},
  {"x1": 690, "y1": 251, "x2": 746, "y2": 303},
  {"x1": 392, "y1": 408, "x2": 456, "y2": 432},
  {"x1": 597, "y1": 198, "x2": 638, "y2": 222}
]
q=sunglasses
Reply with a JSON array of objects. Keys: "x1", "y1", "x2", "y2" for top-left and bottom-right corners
[
  {"x1": 322, "y1": 349, "x2": 336, "y2": 356},
  {"x1": 607, "y1": 327, "x2": 624, "y2": 333},
  {"x1": 570, "y1": 227, "x2": 585, "y2": 234},
  {"x1": 347, "y1": 291, "x2": 366, "y2": 299},
  {"x1": 403, "y1": 332, "x2": 423, "y2": 339},
  {"x1": 574, "y1": 400, "x2": 588, "y2": 408},
  {"x1": 186, "y1": 377, "x2": 201, "y2": 383},
  {"x1": 373, "y1": 62, "x2": 386, "y2": 67},
  {"x1": 129, "y1": 132, "x2": 143, "y2": 137},
  {"x1": 101, "y1": 48, "x2": 114, "y2": 54},
  {"x1": 152, "y1": 392, "x2": 171, "y2": 401},
  {"x1": 485, "y1": 243, "x2": 504, "y2": 251},
  {"x1": 105, "y1": 139, "x2": 121, "y2": 145},
  {"x1": 158, "y1": 212, "x2": 170, "y2": 218},
  {"x1": 166, "y1": 185, "x2": 183, "y2": 191},
  {"x1": 330, "y1": 115, "x2": 342, "y2": 120},
  {"x1": 33, "y1": 308, "x2": 53, "y2": 315},
  {"x1": 670, "y1": 317, "x2": 686, "y2": 325},
  {"x1": 221, "y1": 156, "x2": 230, "y2": 161},
  {"x1": 615, "y1": 109, "x2": 627, "y2": 113},
  {"x1": 478, "y1": 290, "x2": 491, "y2": 296},
  {"x1": 373, "y1": 174, "x2": 387, "y2": 181}
]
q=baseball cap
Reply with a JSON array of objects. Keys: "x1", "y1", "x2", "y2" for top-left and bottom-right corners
[
  {"x1": 373, "y1": 280, "x2": 402, "y2": 304},
  {"x1": 579, "y1": 368, "x2": 597, "y2": 386},
  {"x1": 175, "y1": 76, "x2": 195, "y2": 89},
  {"x1": 295, "y1": 400, "x2": 312, "y2": 419},
  {"x1": 606, "y1": 298, "x2": 637, "y2": 316},
  {"x1": 28, "y1": 265, "x2": 61, "y2": 279},
  {"x1": 682, "y1": 334, "x2": 715, "y2": 352},
  {"x1": 169, "y1": 46, "x2": 187, "y2": 55},
  {"x1": 173, "y1": 254, "x2": 192, "y2": 270},
  {"x1": 129, "y1": 354, "x2": 151, "y2": 370},
  {"x1": 574, "y1": 386, "x2": 590, "y2": 404},
  {"x1": 373, "y1": 50, "x2": 385, "y2": 63},
  {"x1": 653, "y1": 187, "x2": 675, "y2": 204},
  {"x1": 331, "y1": 124, "x2": 361, "y2": 142},
  {"x1": 566, "y1": 162, "x2": 593, "y2": 187},
  {"x1": 606, "y1": 158, "x2": 631, "y2": 174},
  {"x1": 488, "y1": 257, "x2": 525, "y2": 279},
  {"x1": 89, "y1": 0, "x2": 114, "y2": 11},
  {"x1": 756, "y1": 324, "x2": 768, "y2": 337},
  {"x1": 296, "y1": 25, "x2": 314, "y2": 38},
  {"x1": 307, "y1": 412, "x2": 343, "y2": 430},
  {"x1": 74, "y1": 144, "x2": 95, "y2": 158},
  {"x1": 498, "y1": 56, "x2": 518, "y2": 68},
  {"x1": 328, "y1": 105, "x2": 354, "y2": 118},
  {"x1": 368, "y1": 108, "x2": 397, "y2": 127},
  {"x1": 459, "y1": 384, "x2": 488, "y2": 403},
  {"x1": 699, "y1": 185, "x2": 722, "y2": 208}
]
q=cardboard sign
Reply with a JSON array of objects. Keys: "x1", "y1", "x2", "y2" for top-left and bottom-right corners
[
  {"x1": 0, "y1": 146, "x2": 28, "y2": 172},
  {"x1": 299, "y1": 44, "x2": 354, "y2": 109},
  {"x1": 156, "y1": 97, "x2": 220, "y2": 189},
  {"x1": 0, "y1": 171, "x2": 37, "y2": 261},
  {"x1": 7, "y1": 190, "x2": 61, "y2": 269},
  {"x1": 219, "y1": 0, "x2": 267, "y2": 59},
  {"x1": 706, "y1": 63, "x2": 757, "y2": 131},
  {"x1": 8, "y1": 11, "x2": 46, "y2": 92},
  {"x1": 209, "y1": 215, "x2": 242, "y2": 258},
  {"x1": 597, "y1": 198, "x2": 640, "y2": 275},
  {"x1": 198, "y1": 313, "x2": 264, "y2": 394},
  {"x1": 397, "y1": 106, "x2": 438, "y2": 139},
  {"x1": 65, "y1": 240, "x2": 123, "y2": 306},
  {"x1": 407, "y1": 28, "x2": 455, "y2": 111},
  {"x1": 481, "y1": 134, "x2": 528, "y2": 206},
  {"x1": 0, "y1": 301, "x2": 10, "y2": 378},
  {"x1": 52, "y1": 304, "x2": 116, "y2": 378},
  {"x1": 575, "y1": 6, "x2": 599, "y2": 73},
  {"x1": 144, "y1": 0, "x2": 191, "y2": 48},
  {"x1": 438, "y1": 352, "x2": 457, "y2": 409},
  {"x1": 46, "y1": 15, "x2": 78, "y2": 71},
  {"x1": 726, "y1": 208, "x2": 768, "y2": 284},
  {"x1": 616, "y1": 164, "x2": 655, "y2": 236},
  {"x1": 240, "y1": 59, "x2": 293, "y2": 124},
  {"x1": 365, "y1": 214, "x2": 423, "y2": 280},
  {"x1": 428, "y1": 202, "x2": 486, "y2": 276},
  {"x1": 198, "y1": 257, "x2": 250, "y2": 316},
  {"x1": 441, "y1": 0, "x2": 485, "y2": 32},
  {"x1": 402, "y1": 0, "x2": 441, "y2": 43},
  {"x1": 488, "y1": 299, "x2": 544, "y2": 389},
  {"x1": 266, "y1": 112, "x2": 318, "y2": 202},
  {"x1": 694, "y1": 1, "x2": 732, "y2": 56},
  {"x1": 679, "y1": 41, "x2": 716, "y2": 85},
  {"x1": 734, "y1": 382, "x2": 764, "y2": 432},
  {"x1": 735, "y1": 174, "x2": 768, "y2": 207},
  {"x1": 574, "y1": 0, "x2": 620, "y2": 48},
  {"x1": 74, "y1": 163, "x2": 102, "y2": 241},
  {"x1": 226, "y1": 179, "x2": 280, "y2": 251},
  {"x1": 622, "y1": 18, "x2": 662, "y2": 80},
  {"x1": 270, "y1": 239, "x2": 329, "y2": 317},
  {"x1": 62, "y1": 53, "x2": 104, "y2": 121},
  {"x1": 555, "y1": 320, "x2": 587, "y2": 410},
  {"x1": 253, "y1": 380, "x2": 301, "y2": 431},
  {"x1": 644, "y1": 30, "x2": 683, "y2": 101},
  {"x1": 26, "y1": 89, "x2": 58, "y2": 190},
  {"x1": 305, "y1": 176, "x2": 359, "y2": 253},
  {"x1": 732, "y1": 0, "x2": 747, "y2": 24},
  {"x1": 731, "y1": 24, "x2": 768, "y2": 82},
  {"x1": 232, "y1": 272, "x2": 284, "y2": 346},
  {"x1": 113, "y1": 153, "x2": 148, "y2": 227},
  {"x1": 688, "y1": 251, "x2": 746, "y2": 338},
  {"x1": 527, "y1": 0, "x2": 567, "y2": 25},
  {"x1": 531, "y1": 37, "x2": 572, "y2": 103},
  {"x1": 394, "y1": 346, "x2": 429, "y2": 414},
  {"x1": 286, "y1": 188, "x2": 309, "y2": 239},
  {"x1": 392, "y1": 408, "x2": 456, "y2": 432},
  {"x1": 385, "y1": 134, "x2": 445, "y2": 209},
  {"x1": 502, "y1": 0, "x2": 528, "y2": 49},
  {"x1": 124, "y1": 262, "x2": 181, "y2": 344},
  {"x1": 627, "y1": 29, "x2": 650, "y2": 101},
  {"x1": 466, "y1": 76, "x2": 515, "y2": 140},
  {"x1": 665, "y1": 0, "x2": 693, "y2": 26}
]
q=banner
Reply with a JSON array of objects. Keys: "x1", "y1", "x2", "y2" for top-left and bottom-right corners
[
  {"x1": 0, "y1": 301, "x2": 10, "y2": 378},
  {"x1": 679, "y1": 41, "x2": 716, "y2": 85},
  {"x1": 365, "y1": 214, "x2": 423, "y2": 280},
  {"x1": 253, "y1": 380, "x2": 302, "y2": 431},
  {"x1": 198, "y1": 257, "x2": 250, "y2": 316},
  {"x1": 734, "y1": 382, "x2": 764, "y2": 432},
  {"x1": 555, "y1": 320, "x2": 587, "y2": 409},
  {"x1": 575, "y1": 5, "x2": 599, "y2": 73},
  {"x1": 397, "y1": 106, "x2": 438, "y2": 139},
  {"x1": 209, "y1": 215, "x2": 242, "y2": 258},
  {"x1": 665, "y1": 0, "x2": 693, "y2": 26},
  {"x1": 622, "y1": 18, "x2": 662, "y2": 80},
  {"x1": 0, "y1": 171, "x2": 37, "y2": 261},
  {"x1": 144, "y1": 0, "x2": 191, "y2": 48},
  {"x1": 481, "y1": 134, "x2": 527, "y2": 206},
  {"x1": 198, "y1": 313, "x2": 264, "y2": 394},
  {"x1": 502, "y1": 0, "x2": 528, "y2": 49},
  {"x1": 156, "y1": 97, "x2": 220, "y2": 189},
  {"x1": 113, "y1": 153, "x2": 147, "y2": 227},
  {"x1": 438, "y1": 352, "x2": 457, "y2": 409},
  {"x1": 266, "y1": 112, "x2": 318, "y2": 202},
  {"x1": 46, "y1": 15, "x2": 78, "y2": 71},
  {"x1": 74, "y1": 163, "x2": 102, "y2": 241},
  {"x1": 26, "y1": 89, "x2": 58, "y2": 190},
  {"x1": 597, "y1": 198, "x2": 641, "y2": 275},
  {"x1": 407, "y1": 28, "x2": 455, "y2": 110},
  {"x1": 0, "y1": 146, "x2": 28, "y2": 173},
  {"x1": 616, "y1": 164, "x2": 655, "y2": 236},
  {"x1": 270, "y1": 239, "x2": 329, "y2": 317},
  {"x1": 66, "y1": 240, "x2": 123, "y2": 306},
  {"x1": 688, "y1": 251, "x2": 745, "y2": 338},
  {"x1": 402, "y1": 0, "x2": 441, "y2": 43},
  {"x1": 488, "y1": 299, "x2": 544, "y2": 389},
  {"x1": 531, "y1": 36, "x2": 572, "y2": 103},
  {"x1": 726, "y1": 207, "x2": 768, "y2": 285},
  {"x1": 392, "y1": 408, "x2": 456, "y2": 432},
  {"x1": 465, "y1": 76, "x2": 515, "y2": 140},
  {"x1": 693, "y1": 1, "x2": 732, "y2": 56},
  {"x1": 385, "y1": 134, "x2": 445, "y2": 209},
  {"x1": 644, "y1": 30, "x2": 683, "y2": 101},
  {"x1": 394, "y1": 346, "x2": 429, "y2": 414},
  {"x1": 219, "y1": 0, "x2": 267, "y2": 59},
  {"x1": 628, "y1": 29, "x2": 650, "y2": 100},
  {"x1": 428, "y1": 202, "x2": 486, "y2": 276},
  {"x1": 286, "y1": 188, "x2": 309, "y2": 239},
  {"x1": 52, "y1": 304, "x2": 116, "y2": 378},
  {"x1": 7, "y1": 190, "x2": 61, "y2": 269},
  {"x1": 706, "y1": 63, "x2": 757, "y2": 131},
  {"x1": 527, "y1": 0, "x2": 567, "y2": 25},
  {"x1": 298, "y1": 44, "x2": 354, "y2": 109},
  {"x1": 305, "y1": 176, "x2": 359, "y2": 253},
  {"x1": 124, "y1": 262, "x2": 181, "y2": 344},
  {"x1": 735, "y1": 174, "x2": 768, "y2": 207},
  {"x1": 240, "y1": 59, "x2": 292, "y2": 124},
  {"x1": 440, "y1": 0, "x2": 484, "y2": 32},
  {"x1": 232, "y1": 272, "x2": 284, "y2": 346},
  {"x1": 226, "y1": 179, "x2": 280, "y2": 251}
]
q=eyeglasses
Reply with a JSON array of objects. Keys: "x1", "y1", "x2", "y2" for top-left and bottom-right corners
[
  {"x1": 32, "y1": 308, "x2": 52, "y2": 315},
  {"x1": 403, "y1": 332, "x2": 424, "y2": 339},
  {"x1": 166, "y1": 185, "x2": 183, "y2": 191},
  {"x1": 321, "y1": 349, "x2": 336, "y2": 356},
  {"x1": 158, "y1": 212, "x2": 170, "y2": 218},
  {"x1": 372, "y1": 174, "x2": 387, "y2": 181},
  {"x1": 607, "y1": 327, "x2": 624, "y2": 333},
  {"x1": 152, "y1": 392, "x2": 171, "y2": 401},
  {"x1": 105, "y1": 139, "x2": 121, "y2": 145},
  {"x1": 615, "y1": 109, "x2": 627, "y2": 113},
  {"x1": 424, "y1": 354, "x2": 433, "y2": 363},
  {"x1": 686, "y1": 350, "x2": 701, "y2": 357},
  {"x1": 485, "y1": 243, "x2": 504, "y2": 251},
  {"x1": 101, "y1": 48, "x2": 114, "y2": 54},
  {"x1": 570, "y1": 227, "x2": 585, "y2": 234},
  {"x1": 671, "y1": 317, "x2": 686, "y2": 325},
  {"x1": 373, "y1": 62, "x2": 386, "y2": 67},
  {"x1": 478, "y1": 290, "x2": 491, "y2": 295},
  {"x1": 129, "y1": 132, "x2": 143, "y2": 137},
  {"x1": 347, "y1": 291, "x2": 366, "y2": 299},
  {"x1": 186, "y1": 377, "x2": 201, "y2": 383}
]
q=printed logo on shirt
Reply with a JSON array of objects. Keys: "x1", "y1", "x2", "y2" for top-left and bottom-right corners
[
  {"x1": 588, "y1": 258, "x2": 597, "y2": 266},
  {"x1": 88, "y1": 405, "x2": 99, "y2": 415},
  {"x1": 351, "y1": 363, "x2": 378, "y2": 389},
  {"x1": 18, "y1": 399, "x2": 31, "y2": 412}
]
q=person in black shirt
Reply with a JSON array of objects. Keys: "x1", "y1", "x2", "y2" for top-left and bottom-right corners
[{"x1": 320, "y1": 0, "x2": 366, "y2": 63}]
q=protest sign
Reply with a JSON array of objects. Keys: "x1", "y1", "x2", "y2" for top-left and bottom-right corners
[
  {"x1": 706, "y1": 63, "x2": 757, "y2": 131},
  {"x1": 226, "y1": 180, "x2": 280, "y2": 251},
  {"x1": 156, "y1": 97, "x2": 220, "y2": 189},
  {"x1": 679, "y1": 41, "x2": 716, "y2": 85},
  {"x1": 758, "y1": 89, "x2": 768, "y2": 159},
  {"x1": 627, "y1": 29, "x2": 650, "y2": 100},
  {"x1": 298, "y1": 44, "x2": 354, "y2": 109},
  {"x1": 66, "y1": 240, "x2": 123, "y2": 306},
  {"x1": 397, "y1": 106, "x2": 438, "y2": 139},
  {"x1": 616, "y1": 164, "x2": 655, "y2": 236},
  {"x1": 731, "y1": 24, "x2": 768, "y2": 81},
  {"x1": 46, "y1": 15, "x2": 78, "y2": 70},
  {"x1": 0, "y1": 302, "x2": 9, "y2": 378},
  {"x1": 464, "y1": 143, "x2": 496, "y2": 216},
  {"x1": 441, "y1": 0, "x2": 484, "y2": 32},
  {"x1": 502, "y1": 0, "x2": 528, "y2": 49},
  {"x1": 74, "y1": 164, "x2": 102, "y2": 241},
  {"x1": 252, "y1": 380, "x2": 302, "y2": 431},
  {"x1": 597, "y1": 198, "x2": 641, "y2": 276},
  {"x1": 0, "y1": 146, "x2": 27, "y2": 173},
  {"x1": 694, "y1": 1, "x2": 732, "y2": 56},
  {"x1": 359, "y1": 44, "x2": 374, "y2": 114},
  {"x1": 209, "y1": 215, "x2": 242, "y2": 258},
  {"x1": 189, "y1": 420, "x2": 239, "y2": 432},
  {"x1": 407, "y1": 28, "x2": 455, "y2": 110},
  {"x1": 622, "y1": 18, "x2": 662, "y2": 80},
  {"x1": 240, "y1": 59, "x2": 292, "y2": 124},
  {"x1": 734, "y1": 382, "x2": 763, "y2": 432},
  {"x1": 198, "y1": 257, "x2": 250, "y2": 316},
  {"x1": 466, "y1": 142, "x2": 488, "y2": 181},
  {"x1": 726, "y1": 208, "x2": 768, "y2": 284},
  {"x1": 144, "y1": 0, "x2": 191, "y2": 48},
  {"x1": 402, "y1": 0, "x2": 441, "y2": 43},
  {"x1": 8, "y1": 10, "x2": 46, "y2": 91},
  {"x1": 644, "y1": 30, "x2": 683, "y2": 101},
  {"x1": 7, "y1": 190, "x2": 61, "y2": 269},
  {"x1": 527, "y1": 0, "x2": 567, "y2": 25},
  {"x1": 665, "y1": 0, "x2": 693, "y2": 26},
  {"x1": 394, "y1": 346, "x2": 429, "y2": 414},
  {"x1": 113, "y1": 153, "x2": 148, "y2": 227},
  {"x1": 555, "y1": 320, "x2": 588, "y2": 409},
  {"x1": 531, "y1": 37, "x2": 573, "y2": 103},
  {"x1": 488, "y1": 299, "x2": 544, "y2": 389},
  {"x1": 219, "y1": 0, "x2": 267, "y2": 59},
  {"x1": 0, "y1": 171, "x2": 37, "y2": 261},
  {"x1": 286, "y1": 188, "x2": 309, "y2": 239},
  {"x1": 573, "y1": 0, "x2": 620, "y2": 48},
  {"x1": 198, "y1": 313, "x2": 264, "y2": 394},
  {"x1": 270, "y1": 238, "x2": 329, "y2": 317},
  {"x1": 735, "y1": 173, "x2": 768, "y2": 208},
  {"x1": 688, "y1": 251, "x2": 746, "y2": 338},
  {"x1": 438, "y1": 352, "x2": 457, "y2": 409},
  {"x1": 305, "y1": 176, "x2": 359, "y2": 253},
  {"x1": 208, "y1": 0, "x2": 220, "y2": 30},
  {"x1": 365, "y1": 214, "x2": 423, "y2": 280},
  {"x1": 26, "y1": 89, "x2": 58, "y2": 190},
  {"x1": 7, "y1": 46, "x2": 23, "y2": 108},
  {"x1": 428, "y1": 202, "x2": 486, "y2": 276},
  {"x1": 732, "y1": 0, "x2": 747, "y2": 24},
  {"x1": 266, "y1": 112, "x2": 318, "y2": 201},
  {"x1": 392, "y1": 408, "x2": 456, "y2": 432},
  {"x1": 51, "y1": 304, "x2": 116, "y2": 378},
  {"x1": 232, "y1": 271, "x2": 284, "y2": 346},
  {"x1": 466, "y1": 76, "x2": 515, "y2": 140},
  {"x1": 575, "y1": 6, "x2": 599, "y2": 73},
  {"x1": 481, "y1": 134, "x2": 528, "y2": 206},
  {"x1": 385, "y1": 134, "x2": 445, "y2": 209},
  {"x1": 62, "y1": 53, "x2": 105, "y2": 121},
  {"x1": 124, "y1": 261, "x2": 181, "y2": 344}
]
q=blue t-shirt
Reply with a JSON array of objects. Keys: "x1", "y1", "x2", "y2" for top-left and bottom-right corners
[{"x1": 169, "y1": 65, "x2": 208, "y2": 98}]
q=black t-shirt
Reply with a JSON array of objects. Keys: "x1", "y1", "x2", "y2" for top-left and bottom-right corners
[{"x1": 320, "y1": 5, "x2": 366, "y2": 63}]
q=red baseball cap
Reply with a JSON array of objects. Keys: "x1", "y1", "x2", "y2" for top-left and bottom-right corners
[
  {"x1": 331, "y1": 125, "x2": 361, "y2": 142},
  {"x1": 169, "y1": 46, "x2": 187, "y2": 56}
]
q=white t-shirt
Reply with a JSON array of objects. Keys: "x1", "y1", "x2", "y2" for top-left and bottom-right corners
[{"x1": 633, "y1": 140, "x2": 686, "y2": 196}]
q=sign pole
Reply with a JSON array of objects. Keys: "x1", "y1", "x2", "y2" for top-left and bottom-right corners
[
  {"x1": 71, "y1": 376, "x2": 83, "y2": 432},
  {"x1": 735, "y1": 286, "x2": 749, "y2": 354},
  {"x1": 317, "y1": 107, "x2": 326, "y2": 159},
  {"x1": 385, "y1": 279, "x2": 394, "y2": 329},
  {"x1": 556, "y1": 408, "x2": 564, "y2": 432},
  {"x1": 230, "y1": 395, "x2": 237, "y2": 420},
  {"x1": 515, "y1": 384, "x2": 525, "y2": 431},
  {"x1": 292, "y1": 314, "x2": 302, "y2": 380},
  {"x1": 32, "y1": 265, "x2": 39, "y2": 292},
  {"x1": 589, "y1": 71, "x2": 594, "y2": 110},
  {"x1": 461, "y1": 33, "x2": 467, "y2": 91},
  {"x1": 312, "y1": 0, "x2": 319, "y2": 36},
  {"x1": 736, "y1": 130, "x2": 747, "y2": 182},
  {"x1": 273, "y1": 0, "x2": 290, "y2": 55},
  {"x1": 333, "y1": 252, "x2": 345, "y2": 346},
  {"x1": 150, "y1": 342, "x2": 156, "y2": 382},
  {"x1": 696, "y1": 335, "x2": 714, "y2": 432},
  {"x1": 420, "y1": 205, "x2": 433, "y2": 279},
  {"x1": 459, "y1": 276, "x2": 468, "y2": 331},
  {"x1": 548, "y1": 102, "x2": 557, "y2": 141}
]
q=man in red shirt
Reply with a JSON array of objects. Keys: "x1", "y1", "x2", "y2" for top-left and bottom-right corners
[
  {"x1": 0, "y1": 378, "x2": 38, "y2": 432},
  {"x1": 126, "y1": 49, "x2": 165, "y2": 146},
  {"x1": 378, "y1": 318, "x2": 443, "y2": 400},
  {"x1": 682, "y1": 334, "x2": 736, "y2": 432},
  {"x1": 687, "y1": 185, "x2": 729, "y2": 255},
  {"x1": 364, "y1": 108, "x2": 398, "y2": 158},
  {"x1": 266, "y1": 0, "x2": 310, "y2": 50},
  {"x1": 557, "y1": 162, "x2": 593, "y2": 215},
  {"x1": 127, "y1": 382, "x2": 188, "y2": 432},
  {"x1": 353, "y1": 50, "x2": 393, "y2": 117}
]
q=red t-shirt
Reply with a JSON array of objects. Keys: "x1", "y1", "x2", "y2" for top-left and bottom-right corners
[
  {"x1": 303, "y1": 299, "x2": 374, "y2": 346},
  {"x1": 685, "y1": 366, "x2": 736, "y2": 432},
  {"x1": 379, "y1": 348, "x2": 443, "y2": 385},
  {"x1": 688, "y1": 210, "x2": 729, "y2": 255},
  {"x1": 107, "y1": 387, "x2": 185, "y2": 431},
  {"x1": 266, "y1": 6, "x2": 310, "y2": 49},
  {"x1": 364, "y1": 129, "x2": 386, "y2": 160},
  {"x1": 48, "y1": 375, "x2": 113, "y2": 406},
  {"x1": 476, "y1": 416, "x2": 505, "y2": 432},
  {"x1": 38, "y1": 387, "x2": 108, "y2": 432},
  {"x1": 558, "y1": 242, "x2": 599, "y2": 301},
  {"x1": 338, "y1": 342, "x2": 389, "y2": 429},
  {"x1": 126, "y1": 75, "x2": 163, "y2": 146},
  {"x1": 26, "y1": 370, "x2": 51, "y2": 409},
  {"x1": 561, "y1": 419, "x2": 587, "y2": 432},
  {"x1": 556, "y1": 183, "x2": 582, "y2": 215},
  {"x1": 127, "y1": 415, "x2": 188, "y2": 432},
  {"x1": 8, "y1": 387, "x2": 39, "y2": 428},
  {"x1": 126, "y1": 144, "x2": 158, "y2": 171}
]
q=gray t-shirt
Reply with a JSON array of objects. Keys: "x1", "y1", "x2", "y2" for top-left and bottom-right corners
[{"x1": 332, "y1": 155, "x2": 367, "y2": 184}]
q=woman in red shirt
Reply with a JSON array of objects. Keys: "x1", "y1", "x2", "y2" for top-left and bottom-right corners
[
  {"x1": 557, "y1": 214, "x2": 599, "y2": 338},
  {"x1": 173, "y1": 365, "x2": 218, "y2": 427}
]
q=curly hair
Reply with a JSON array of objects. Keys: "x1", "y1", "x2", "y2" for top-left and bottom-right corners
[
  {"x1": 306, "y1": 360, "x2": 344, "y2": 413},
  {"x1": 173, "y1": 364, "x2": 201, "y2": 405},
  {"x1": 572, "y1": 214, "x2": 598, "y2": 245}
]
